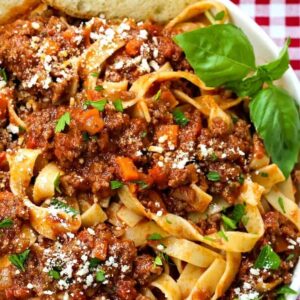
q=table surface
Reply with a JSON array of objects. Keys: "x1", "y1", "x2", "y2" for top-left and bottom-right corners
[{"x1": 231, "y1": 0, "x2": 300, "y2": 80}]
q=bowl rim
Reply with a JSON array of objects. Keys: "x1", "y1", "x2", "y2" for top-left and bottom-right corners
[{"x1": 215, "y1": 0, "x2": 300, "y2": 298}]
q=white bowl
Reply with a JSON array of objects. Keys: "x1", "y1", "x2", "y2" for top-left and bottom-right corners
[{"x1": 216, "y1": 0, "x2": 300, "y2": 298}]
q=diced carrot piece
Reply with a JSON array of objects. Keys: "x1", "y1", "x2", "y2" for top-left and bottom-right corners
[
  {"x1": 0, "y1": 152, "x2": 7, "y2": 170},
  {"x1": 149, "y1": 166, "x2": 168, "y2": 185},
  {"x1": 86, "y1": 90, "x2": 102, "y2": 101},
  {"x1": 155, "y1": 125, "x2": 179, "y2": 148},
  {"x1": 0, "y1": 93, "x2": 8, "y2": 120},
  {"x1": 125, "y1": 39, "x2": 142, "y2": 57},
  {"x1": 115, "y1": 156, "x2": 140, "y2": 182},
  {"x1": 79, "y1": 109, "x2": 104, "y2": 135}
]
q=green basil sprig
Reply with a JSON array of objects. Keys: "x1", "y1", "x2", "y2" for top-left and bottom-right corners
[{"x1": 174, "y1": 25, "x2": 300, "y2": 178}]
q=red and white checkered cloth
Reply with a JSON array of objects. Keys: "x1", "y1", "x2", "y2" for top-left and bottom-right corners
[{"x1": 231, "y1": 0, "x2": 300, "y2": 79}]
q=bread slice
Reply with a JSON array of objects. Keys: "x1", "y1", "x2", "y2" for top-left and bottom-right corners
[
  {"x1": 0, "y1": 0, "x2": 40, "y2": 24},
  {"x1": 44, "y1": 0, "x2": 198, "y2": 23}
]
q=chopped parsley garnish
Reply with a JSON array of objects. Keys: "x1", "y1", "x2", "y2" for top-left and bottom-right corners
[
  {"x1": 55, "y1": 112, "x2": 71, "y2": 133},
  {"x1": 95, "y1": 85, "x2": 104, "y2": 91},
  {"x1": 210, "y1": 152, "x2": 218, "y2": 161},
  {"x1": 147, "y1": 233, "x2": 163, "y2": 241},
  {"x1": 54, "y1": 174, "x2": 61, "y2": 193},
  {"x1": 113, "y1": 99, "x2": 124, "y2": 112},
  {"x1": 96, "y1": 269, "x2": 106, "y2": 282},
  {"x1": 260, "y1": 172, "x2": 269, "y2": 177},
  {"x1": 154, "y1": 256, "x2": 163, "y2": 266},
  {"x1": 84, "y1": 100, "x2": 107, "y2": 112},
  {"x1": 214, "y1": 11, "x2": 225, "y2": 21},
  {"x1": 172, "y1": 108, "x2": 189, "y2": 126},
  {"x1": 276, "y1": 285, "x2": 297, "y2": 296},
  {"x1": 206, "y1": 171, "x2": 221, "y2": 181},
  {"x1": 154, "y1": 89, "x2": 162, "y2": 101},
  {"x1": 232, "y1": 204, "x2": 246, "y2": 223},
  {"x1": 9, "y1": 249, "x2": 30, "y2": 272},
  {"x1": 203, "y1": 236, "x2": 217, "y2": 242},
  {"x1": 140, "y1": 131, "x2": 147, "y2": 138},
  {"x1": 286, "y1": 254, "x2": 295, "y2": 261},
  {"x1": 89, "y1": 258, "x2": 101, "y2": 269},
  {"x1": 0, "y1": 218, "x2": 13, "y2": 229},
  {"x1": 278, "y1": 197, "x2": 286, "y2": 213},
  {"x1": 50, "y1": 199, "x2": 79, "y2": 216},
  {"x1": 254, "y1": 245, "x2": 281, "y2": 270},
  {"x1": 217, "y1": 230, "x2": 229, "y2": 241},
  {"x1": 221, "y1": 215, "x2": 237, "y2": 230},
  {"x1": 49, "y1": 268, "x2": 60, "y2": 280},
  {"x1": 238, "y1": 174, "x2": 245, "y2": 184},
  {"x1": 133, "y1": 180, "x2": 149, "y2": 190},
  {"x1": 110, "y1": 180, "x2": 124, "y2": 190},
  {"x1": 0, "y1": 68, "x2": 7, "y2": 82},
  {"x1": 90, "y1": 72, "x2": 99, "y2": 78}
]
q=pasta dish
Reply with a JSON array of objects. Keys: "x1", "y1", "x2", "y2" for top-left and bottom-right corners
[{"x1": 0, "y1": 0, "x2": 299, "y2": 299}]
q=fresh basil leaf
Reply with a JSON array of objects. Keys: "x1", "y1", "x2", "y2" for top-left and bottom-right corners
[
  {"x1": 214, "y1": 11, "x2": 225, "y2": 21},
  {"x1": 276, "y1": 285, "x2": 297, "y2": 295},
  {"x1": 89, "y1": 258, "x2": 101, "y2": 269},
  {"x1": 154, "y1": 256, "x2": 163, "y2": 266},
  {"x1": 95, "y1": 85, "x2": 104, "y2": 92},
  {"x1": 254, "y1": 245, "x2": 281, "y2": 270},
  {"x1": 278, "y1": 197, "x2": 286, "y2": 213},
  {"x1": 55, "y1": 112, "x2": 71, "y2": 133},
  {"x1": 250, "y1": 86, "x2": 300, "y2": 178},
  {"x1": 260, "y1": 38, "x2": 290, "y2": 81},
  {"x1": 174, "y1": 24, "x2": 256, "y2": 87},
  {"x1": 9, "y1": 249, "x2": 30, "y2": 272},
  {"x1": 217, "y1": 230, "x2": 229, "y2": 241},
  {"x1": 0, "y1": 218, "x2": 13, "y2": 229},
  {"x1": 49, "y1": 269, "x2": 60, "y2": 280},
  {"x1": 232, "y1": 204, "x2": 246, "y2": 223},
  {"x1": 147, "y1": 233, "x2": 163, "y2": 241}
]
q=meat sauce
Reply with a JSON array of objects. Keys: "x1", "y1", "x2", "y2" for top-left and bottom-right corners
[{"x1": 0, "y1": 8, "x2": 298, "y2": 300}]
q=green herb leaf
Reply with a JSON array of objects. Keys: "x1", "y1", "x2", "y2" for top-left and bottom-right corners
[
  {"x1": 96, "y1": 269, "x2": 106, "y2": 282},
  {"x1": 154, "y1": 256, "x2": 163, "y2": 266},
  {"x1": 217, "y1": 230, "x2": 229, "y2": 241},
  {"x1": 55, "y1": 112, "x2": 71, "y2": 133},
  {"x1": 0, "y1": 68, "x2": 7, "y2": 82},
  {"x1": 154, "y1": 89, "x2": 162, "y2": 101},
  {"x1": 254, "y1": 245, "x2": 281, "y2": 270},
  {"x1": 206, "y1": 171, "x2": 220, "y2": 181},
  {"x1": 221, "y1": 215, "x2": 237, "y2": 230},
  {"x1": 214, "y1": 11, "x2": 225, "y2": 21},
  {"x1": 140, "y1": 131, "x2": 147, "y2": 138},
  {"x1": 260, "y1": 38, "x2": 290, "y2": 81},
  {"x1": 49, "y1": 269, "x2": 60, "y2": 280},
  {"x1": 250, "y1": 86, "x2": 300, "y2": 178},
  {"x1": 260, "y1": 172, "x2": 269, "y2": 178},
  {"x1": 84, "y1": 100, "x2": 107, "y2": 112},
  {"x1": 0, "y1": 218, "x2": 13, "y2": 229},
  {"x1": 232, "y1": 204, "x2": 246, "y2": 223},
  {"x1": 134, "y1": 180, "x2": 149, "y2": 190},
  {"x1": 147, "y1": 233, "x2": 163, "y2": 241},
  {"x1": 82, "y1": 132, "x2": 90, "y2": 142},
  {"x1": 210, "y1": 152, "x2": 218, "y2": 161},
  {"x1": 90, "y1": 72, "x2": 99, "y2": 78},
  {"x1": 286, "y1": 254, "x2": 295, "y2": 261},
  {"x1": 174, "y1": 24, "x2": 255, "y2": 87},
  {"x1": 54, "y1": 174, "x2": 61, "y2": 193},
  {"x1": 278, "y1": 197, "x2": 286, "y2": 214},
  {"x1": 113, "y1": 99, "x2": 124, "y2": 112},
  {"x1": 110, "y1": 180, "x2": 123, "y2": 190},
  {"x1": 89, "y1": 258, "x2": 101, "y2": 269},
  {"x1": 9, "y1": 249, "x2": 30, "y2": 272},
  {"x1": 172, "y1": 108, "x2": 189, "y2": 126},
  {"x1": 95, "y1": 85, "x2": 104, "y2": 92},
  {"x1": 276, "y1": 285, "x2": 297, "y2": 295},
  {"x1": 50, "y1": 199, "x2": 79, "y2": 216},
  {"x1": 238, "y1": 174, "x2": 245, "y2": 184}
]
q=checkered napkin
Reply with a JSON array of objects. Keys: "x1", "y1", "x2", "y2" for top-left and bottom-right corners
[{"x1": 231, "y1": 0, "x2": 300, "y2": 80}]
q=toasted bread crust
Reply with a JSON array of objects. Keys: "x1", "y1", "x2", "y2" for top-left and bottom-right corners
[
  {"x1": 0, "y1": 0, "x2": 40, "y2": 24},
  {"x1": 44, "y1": 0, "x2": 198, "y2": 23}
]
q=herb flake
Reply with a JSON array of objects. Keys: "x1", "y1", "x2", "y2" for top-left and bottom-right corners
[
  {"x1": 50, "y1": 199, "x2": 79, "y2": 216},
  {"x1": 55, "y1": 112, "x2": 71, "y2": 133},
  {"x1": 0, "y1": 218, "x2": 13, "y2": 229},
  {"x1": 110, "y1": 180, "x2": 124, "y2": 190},
  {"x1": 207, "y1": 171, "x2": 220, "y2": 182},
  {"x1": 172, "y1": 108, "x2": 189, "y2": 126},
  {"x1": 147, "y1": 233, "x2": 163, "y2": 241},
  {"x1": 254, "y1": 245, "x2": 281, "y2": 270},
  {"x1": 9, "y1": 249, "x2": 30, "y2": 272},
  {"x1": 113, "y1": 99, "x2": 124, "y2": 112}
]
